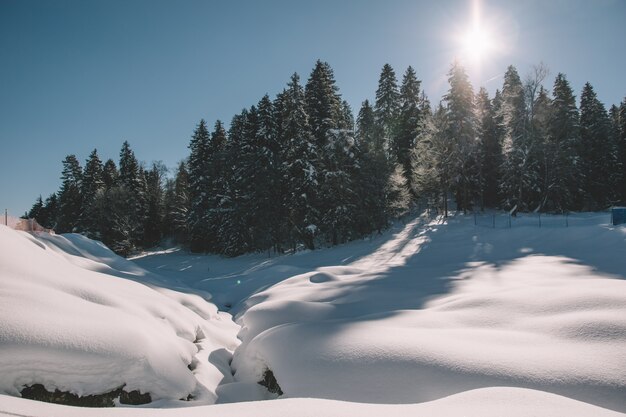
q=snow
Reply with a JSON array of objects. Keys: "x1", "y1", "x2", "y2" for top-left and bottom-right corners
[
  {"x1": 0, "y1": 225, "x2": 239, "y2": 405},
  {"x1": 1, "y1": 387, "x2": 625, "y2": 417},
  {"x1": 2, "y1": 212, "x2": 626, "y2": 416}
]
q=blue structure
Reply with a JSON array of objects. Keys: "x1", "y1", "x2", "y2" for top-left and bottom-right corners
[{"x1": 612, "y1": 207, "x2": 626, "y2": 225}]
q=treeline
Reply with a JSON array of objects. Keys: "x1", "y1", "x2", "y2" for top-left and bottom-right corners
[{"x1": 28, "y1": 60, "x2": 626, "y2": 256}]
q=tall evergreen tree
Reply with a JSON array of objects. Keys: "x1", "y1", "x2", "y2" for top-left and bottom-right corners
[
  {"x1": 617, "y1": 99, "x2": 626, "y2": 203},
  {"x1": 143, "y1": 162, "x2": 167, "y2": 247},
  {"x1": 355, "y1": 100, "x2": 389, "y2": 232},
  {"x1": 187, "y1": 120, "x2": 212, "y2": 251},
  {"x1": 396, "y1": 66, "x2": 422, "y2": 195},
  {"x1": 443, "y1": 61, "x2": 477, "y2": 212},
  {"x1": 27, "y1": 196, "x2": 44, "y2": 220},
  {"x1": 80, "y1": 149, "x2": 104, "y2": 236},
  {"x1": 579, "y1": 82, "x2": 612, "y2": 209},
  {"x1": 475, "y1": 87, "x2": 501, "y2": 209},
  {"x1": 102, "y1": 159, "x2": 118, "y2": 189},
  {"x1": 545, "y1": 73, "x2": 580, "y2": 211},
  {"x1": 413, "y1": 104, "x2": 454, "y2": 217},
  {"x1": 499, "y1": 65, "x2": 532, "y2": 210},
  {"x1": 56, "y1": 154, "x2": 83, "y2": 233},
  {"x1": 374, "y1": 63, "x2": 400, "y2": 157},
  {"x1": 305, "y1": 60, "x2": 343, "y2": 148},
  {"x1": 282, "y1": 73, "x2": 319, "y2": 249}
]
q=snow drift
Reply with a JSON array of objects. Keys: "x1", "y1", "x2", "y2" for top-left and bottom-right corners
[
  {"x1": 230, "y1": 214, "x2": 626, "y2": 412},
  {"x1": 0, "y1": 225, "x2": 239, "y2": 405}
]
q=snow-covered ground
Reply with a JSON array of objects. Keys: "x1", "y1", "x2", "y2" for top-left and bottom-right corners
[{"x1": 2, "y1": 212, "x2": 626, "y2": 416}]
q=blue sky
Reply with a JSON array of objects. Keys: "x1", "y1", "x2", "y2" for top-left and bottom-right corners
[{"x1": 1, "y1": 0, "x2": 625, "y2": 217}]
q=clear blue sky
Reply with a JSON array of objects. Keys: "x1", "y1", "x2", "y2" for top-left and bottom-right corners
[{"x1": 1, "y1": 0, "x2": 625, "y2": 217}]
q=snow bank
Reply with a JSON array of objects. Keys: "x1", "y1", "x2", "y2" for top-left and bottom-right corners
[
  {"x1": 231, "y1": 214, "x2": 626, "y2": 412},
  {"x1": 1, "y1": 387, "x2": 624, "y2": 417},
  {"x1": 0, "y1": 226, "x2": 239, "y2": 405}
]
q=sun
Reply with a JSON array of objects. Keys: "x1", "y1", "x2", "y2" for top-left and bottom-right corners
[{"x1": 463, "y1": 26, "x2": 494, "y2": 62}]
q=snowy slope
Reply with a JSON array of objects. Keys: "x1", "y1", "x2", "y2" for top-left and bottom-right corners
[
  {"x1": 0, "y1": 225, "x2": 239, "y2": 405},
  {"x1": 227, "y1": 214, "x2": 626, "y2": 411},
  {"x1": 1, "y1": 387, "x2": 624, "y2": 417},
  {"x1": 1, "y1": 213, "x2": 626, "y2": 416}
]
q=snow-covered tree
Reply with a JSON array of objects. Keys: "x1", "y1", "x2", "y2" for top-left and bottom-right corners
[
  {"x1": 374, "y1": 63, "x2": 400, "y2": 157},
  {"x1": 56, "y1": 154, "x2": 83, "y2": 233},
  {"x1": 80, "y1": 149, "x2": 104, "y2": 236},
  {"x1": 187, "y1": 120, "x2": 212, "y2": 251},
  {"x1": 396, "y1": 66, "x2": 422, "y2": 195},
  {"x1": 443, "y1": 61, "x2": 477, "y2": 212},
  {"x1": 579, "y1": 82, "x2": 613, "y2": 209},
  {"x1": 475, "y1": 87, "x2": 501, "y2": 209},
  {"x1": 545, "y1": 73, "x2": 580, "y2": 212}
]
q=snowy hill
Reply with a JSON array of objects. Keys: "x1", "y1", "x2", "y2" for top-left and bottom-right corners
[
  {"x1": 1, "y1": 213, "x2": 626, "y2": 416},
  {"x1": 0, "y1": 225, "x2": 239, "y2": 406}
]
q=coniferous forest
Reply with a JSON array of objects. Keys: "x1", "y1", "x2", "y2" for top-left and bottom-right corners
[{"x1": 27, "y1": 60, "x2": 626, "y2": 256}]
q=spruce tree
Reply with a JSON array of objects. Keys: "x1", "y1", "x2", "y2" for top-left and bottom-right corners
[
  {"x1": 396, "y1": 66, "x2": 422, "y2": 195},
  {"x1": 305, "y1": 60, "x2": 343, "y2": 148},
  {"x1": 579, "y1": 82, "x2": 612, "y2": 209},
  {"x1": 413, "y1": 104, "x2": 454, "y2": 217},
  {"x1": 164, "y1": 161, "x2": 190, "y2": 244},
  {"x1": 499, "y1": 65, "x2": 531, "y2": 211},
  {"x1": 80, "y1": 149, "x2": 104, "y2": 236},
  {"x1": 617, "y1": 99, "x2": 626, "y2": 203},
  {"x1": 475, "y1": 87, "x2": 501, "y2": 209},
  {"x1": 282, "y1": 73, "x2": 319, "y2": 249},
  {"x1": 39, "y1": 194, "x2": 58, "y2": 230},
  {"x1": 374, "y1": 63, "x2": 400, "y2": 157},
  {"x1": 27, "y1": 196, "x2": 44, "y2": 220},
  {"x1": 143, "y1": 162, "x2": 167, "y2": 247},
  {"x1": 187, "y1": 120, "x2": 212, "y2": 251},
  {"x1": 443, "y1": 61, "x2": 477, "y2": 212},
  {"x1": 545, "y1": 73, "x2": 580, "y2": 212},
  {"x1": 355, "y1": 100, "x2": 389, "y2": 233},
  {"x1": 56, "y1": 154, "x2": 83, "y2": 233},
  {"x1": 102, "y1": 159, "x2": 118, "y2": 189}
]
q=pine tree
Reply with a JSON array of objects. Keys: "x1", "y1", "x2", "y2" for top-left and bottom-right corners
[
  {"x1": 102, "y1": 159, "x2": 118, "y2": 189},
  {"x1": 80, "y1": 149, "x2": 104, "y2": 236},
  {"x1": 56, "y1": 154, "x2": 83, "y2": 233},
  {"x1": 545, "y1": 73, "x2": 580, "y2": 212},
  {"x1": 617, "y1": 99, "x2": 626, "y2": 203},
  {"x1": 413, "y1": 104, "x2": 454, "y2": 217},
  {"x1": 282, "y1": 73, "x2": 319, "y2": 249},
  {"x1": 187, "y1": 120, "x2": 212, "y2": 251},
  {"x1": 499, "y1": 65, "x2": 531, "y2": 211},
  {"x1": 143, "y1": 162, "x2": 167, "y2": 247},
  {"x1": 532, "y1": 87, "x2": 553, "y2": 210},
  {"x1": 443, "y1": 61, "x2": 477, "y2": 212},
  {"x1": 305, "y1": 60, "x2": 343, "y2": 148},
  {"x1": 116, "y1": 141, "x2": 147, "y2": 250},
  {"x1": 164, "y1": 161, "x2": 190, "y2": 244},
  {"x1": 27, "y1": 196, "x2": 44, "y2": 220},
  {"x1": 579, "y1": 82, "x2": 612, "y2": 209},
  {"x1": 374, "y1": 63, "x2": 400, "y2": 157},
  {"x1": 205, "y1": 120, "x2": 228, "y2": 251},
  {"x1": 475, "y1": 87, "x2": 501, "y2": 209},
  {"x1": 355, "y1": 100, "x2": 389, "y2": 233},
  {"x1": 396, "y1": 66, "x2": 422, "y2": 195},
  {"x1": 39, "y1": 194, "x2": 58, "y2": 230}
]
